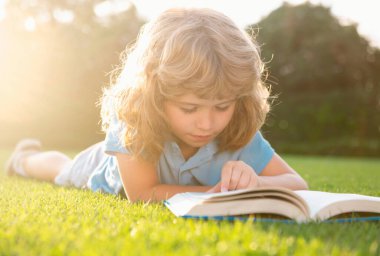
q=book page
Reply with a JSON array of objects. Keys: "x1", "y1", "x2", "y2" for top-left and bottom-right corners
[
  {"x1": 189, "y1": 198, "x2": 307, "y2": 222},
  {"x1": 164, "y1": 193, "x2": 207, "y2": 216},
  {"x1": 294, "y1": 190, "x2": 380, "y2": 220},
  {"x1": 184, "y1": 187, "x2": 303, "y2": 202},
  {"x1": 165, "y1": 187, "x2": 310, "y2": 218},
  {"x1": 201, "y1": 192, "x2": 309, "y2": 216}
]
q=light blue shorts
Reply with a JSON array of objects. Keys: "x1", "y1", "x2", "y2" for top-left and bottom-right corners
[{"x1": 54, "y1": 142, "x2": 107, "y2": 189}]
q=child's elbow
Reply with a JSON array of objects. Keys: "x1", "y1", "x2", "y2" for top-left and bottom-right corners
[
  {"x1": 126, "y1": 194, "x2": 145, "y2": 203},
  {"x1": 125, "y1": 190, "x2": 154, "y2": 204},
  {"x1": 126, "y1": 196, "x2": 139, "y2": 203}
]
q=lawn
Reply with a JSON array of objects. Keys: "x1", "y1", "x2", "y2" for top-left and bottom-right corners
[{"x1": 0, "y1": 149, "x2": 379, "y2": 255}]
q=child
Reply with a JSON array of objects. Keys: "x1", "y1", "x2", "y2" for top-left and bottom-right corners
[{"x1": 5, "y1": 8, "x2": 308, "y2": 202}]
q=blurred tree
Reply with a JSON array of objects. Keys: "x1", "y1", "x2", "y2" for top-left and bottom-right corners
[
  {"x1": 0, "y1": 0, "x2": 144, "y2": 148},
  {"x1": 247, "y1": 2, "x2": 380, "y2": 156},
  {"x1": 249, "y1": 2, "x2": 376, "y2": 92}
]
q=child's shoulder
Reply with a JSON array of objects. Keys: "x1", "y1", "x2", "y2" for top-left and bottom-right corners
[{"x1": 241, "y1": 131, "x2": 273, "y2": 153}]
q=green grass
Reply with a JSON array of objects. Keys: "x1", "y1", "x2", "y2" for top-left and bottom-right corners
[{"x1": 0, "y1": 149, "x2": 379, "y2": 255}]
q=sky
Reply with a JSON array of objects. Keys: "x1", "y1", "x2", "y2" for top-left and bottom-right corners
[
  {"x1": 0, "y1": 0, "x2": 378, "y2": 47},
  {"x1": 129, "y1": 0, "x2": 380, "y2": 48}
]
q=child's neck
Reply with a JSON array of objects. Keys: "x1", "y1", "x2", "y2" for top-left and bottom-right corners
[{"x1": 177, "y1": 143, "x2": 199, "y2": 161}]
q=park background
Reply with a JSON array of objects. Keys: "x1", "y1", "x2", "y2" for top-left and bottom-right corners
[
  {"x1": 0, "y1": 1, "x2": 379, "y2": 255},
  {"x1": 0, "y1": 0, "x2": 379, "y2": 157}
]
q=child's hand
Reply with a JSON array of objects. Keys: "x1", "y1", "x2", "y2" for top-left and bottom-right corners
[{"x1": 207, "y1": 161, "x2": 260, "y2": 193}]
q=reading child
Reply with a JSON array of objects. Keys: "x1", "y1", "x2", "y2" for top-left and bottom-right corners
[{"x1": 5, "y1": 8, "x2": 308, "y2": 202}]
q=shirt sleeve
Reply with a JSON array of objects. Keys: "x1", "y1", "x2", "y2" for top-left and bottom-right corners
[
  {"x1": 238, "y1": 131, "x2": 275, "y2": 175},
  {"x1": 104, "y1": 115, "x2": 130, "y2": 155}
]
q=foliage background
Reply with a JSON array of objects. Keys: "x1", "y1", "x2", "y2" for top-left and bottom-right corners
[
  {"x1": 0, "y1": 1, "x2": 379, "y2": 156},
  {"x1": 252, "y1": 3, "x2": 380, "y2": 156}
]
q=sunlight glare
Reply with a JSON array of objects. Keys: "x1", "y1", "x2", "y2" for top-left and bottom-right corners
[
  {"x1": 0, "y1": 8, "x2": 4, "y2": 21},
  {"x1": 94, "y1": 0, "x2": 131, "y2": 17},
  {"x1": 53, "y1": 9, "x2": 74, "y2": 24},
  {"x1": 24, "y1": 17, "x2": 36, "y2": 32}
]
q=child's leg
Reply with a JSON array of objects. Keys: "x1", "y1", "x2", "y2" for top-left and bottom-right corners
[
  {"x1": 23, "y1": 151, "x2": 71, "y2": 182},
  {"x1": 5, "y1": 139, "x2": 71, "y2": 183}
]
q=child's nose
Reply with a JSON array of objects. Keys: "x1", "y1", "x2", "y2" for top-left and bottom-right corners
[{"x1": 196, "y1": 110, "x2": 213, "y2": 131}]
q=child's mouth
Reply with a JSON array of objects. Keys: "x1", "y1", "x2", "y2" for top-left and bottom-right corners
[{"x1": 190, "y1": 135, "x2": 213, "y2": 142}]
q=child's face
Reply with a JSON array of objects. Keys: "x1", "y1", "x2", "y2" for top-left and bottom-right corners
[{"x1": 164, "y1": 93, "x2": 236, "y2": 151}]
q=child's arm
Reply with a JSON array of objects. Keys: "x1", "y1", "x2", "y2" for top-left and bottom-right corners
[
  {"x1": 256, "y1": 153, "x2": 308, "y2": 190},
  {"x1": 115, "y1": 153, "x2": 212, "y2": 202}
]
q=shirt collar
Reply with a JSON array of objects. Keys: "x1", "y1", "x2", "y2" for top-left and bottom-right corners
[{"x1": 163, "y1": 140, "x2": 218, "y2": 172}]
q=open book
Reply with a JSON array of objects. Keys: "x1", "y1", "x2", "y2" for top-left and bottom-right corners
[{"x1": 164, "y1": 187, "x2": 380, "y2": 223}]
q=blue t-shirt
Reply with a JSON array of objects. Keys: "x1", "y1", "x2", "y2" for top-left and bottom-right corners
[{"x1": 87, "y1": 119, "x2": 275, "y2": 194}]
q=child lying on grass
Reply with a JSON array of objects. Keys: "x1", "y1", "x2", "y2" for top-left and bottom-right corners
[{"x1": 5, "y1": 8, "x2": 308, "y2": 202}]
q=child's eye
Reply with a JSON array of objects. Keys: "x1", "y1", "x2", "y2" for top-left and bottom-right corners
[
  {"x1": 180, "y1": 107, "x2": 197, "y2": 113},
  {"x1": 215, "y1": 105, "x2": 231, "y2": 112}
]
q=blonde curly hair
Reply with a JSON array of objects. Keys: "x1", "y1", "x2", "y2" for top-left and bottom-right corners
[{"x1": 100, "y1": 8, "x2": 271, "y2": 163}]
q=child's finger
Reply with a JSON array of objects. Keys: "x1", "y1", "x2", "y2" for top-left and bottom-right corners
[
  {"x1": 228, "y1": 169, "x2": 242, "y2": 191},
  {"x1": 220, "y1": 163, "x2": 233, "y2": 192}
]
